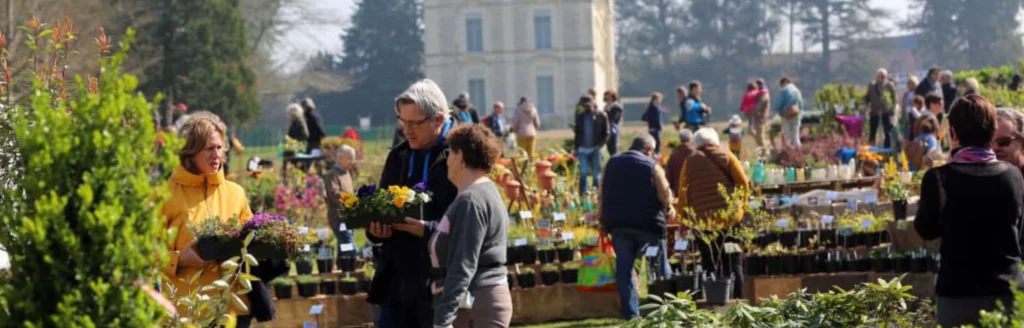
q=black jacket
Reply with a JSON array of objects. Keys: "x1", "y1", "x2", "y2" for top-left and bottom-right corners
[
  {"x1": 915, "y1": 78, "x2": 939, "y2": 97},
  {"x1": 606, "y1": 103, "x2": 623, "y2": 129},
  {"x1": 942, "y1": 83, "x2": 958, "y2": 112},
  {"x1": 367, "y1": 118, "x2": 459, "y2": 306},
  {"x1": 573, "y1": 109, "x2": 610, "y2": 150},
  {"x1": 304, "y1": 110, "x2": 326, "y2": 149},
  {"x1": 287, "y1": 119, "x2": 308, "y2": 142}
]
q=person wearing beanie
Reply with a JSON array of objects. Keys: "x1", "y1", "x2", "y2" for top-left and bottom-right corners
[{"x1": 723, "y1": 115, "x2": 745, "y2": 158}]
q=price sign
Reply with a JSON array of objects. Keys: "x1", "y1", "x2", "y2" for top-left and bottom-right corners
[
  {"x1": 303, "y1": 322, "x2": 318, "y2": 328},
  {"x1": 821, "y1": 215, "x2": 835, "y2": 224},
  {"x1": 674, "y1": 240, "x2": 689, "y2": 251},
  {"x1": 519, "y1": 211, "x2": 534, "y2": 219},
  {"x1": 298, "y1": 227, "x2": 309, "y2": 235},
  {"x1": 340, "y1": 243, "x2": 355, "y2": 252},
  {"x1": 309, "y1": 304, "x2": 324, "y2": 315},
  {"x1": 339, "y1": 223, "x2": 348, "y2": 231},
  {"x1": 562, "y1": 232, "x2": 575, "y2": 240},
  {"x1": 776, "y1": 219, "x2": 790, "y2": 228},
  {"x1": 514, "y1": 238, "x2": 528, "y2": 246},
  {"x1": 645, "y1": 246, "x2": 660, "y2": 257},
  {"x1": 553, "y1": 212, "x2": 567, "y2": 222}
]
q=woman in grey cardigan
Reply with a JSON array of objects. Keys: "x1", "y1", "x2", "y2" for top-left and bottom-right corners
[{"x1": 423, "y1": 124, "x2": 512, "y2": 328}]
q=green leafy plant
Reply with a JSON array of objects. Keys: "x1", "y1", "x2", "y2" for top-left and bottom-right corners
[
  {"x1": 541, "y1": 264, "x2": 559, "y2": 272},
  {"x1": 294, "y1": 275, "x2": 320, "y2": 285},
  {"x1": 269, "y1": 277, "x2": 294, "y2": 287},
  {"x1": 561, "y1": 262, "x2": 580, "y2": 270},
  {"x1": 0, "y1": 24, "x2": 177, "y2": 326},
  {"x1": 340, "y1": 275, "x2": 358, "y2": 283}
]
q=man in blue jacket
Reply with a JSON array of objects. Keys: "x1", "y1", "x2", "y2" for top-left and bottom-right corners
[{"x1": 772, "y1": 77, "x2": 804, "y2": 148}]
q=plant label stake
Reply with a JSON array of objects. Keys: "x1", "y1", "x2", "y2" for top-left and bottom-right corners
[
  {"x1": 338, "y1": 223, "x2": 347, "y2": 232},
  {"x1": 340, "y1": 243, "x2": 355, "y2": 252},
  {"x1": 519, "y1": 211, "x2": 533, "y2": 220},
  {"x1": 299, "y1": 227, "x2": 309, "y2": 235},
  {"x1": 514, "y1": 238, "x2": 528, "y2": 247},
  {"x1": 645, "y1": 246, "x2": 660, "y2": 257},
  {"x1": 553, "y1": 212, "x2": 567, "y2": 222},
  {"x1": 674, "y1": 240, "x2": 688, "y2": 251},
  {"x1": 776, "y1": 219, "x2": 790, "y2": 229},
  {"x1": 303, "y1": 244, "x2": 311, "y2": 252},
  {"x1": 562, "y1": 232, "x2": 574, "y2": 241},
  {"x1": 821, "y1": 215, "x2": 835, "y2": 225}
]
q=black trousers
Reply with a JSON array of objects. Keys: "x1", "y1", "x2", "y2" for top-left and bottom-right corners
[
  {"x1": 869, "y1": 113, "x2": 894, "y2": 148},
  {"x1": 607, "y1": 132, "x2": 619, "y2": 155}
]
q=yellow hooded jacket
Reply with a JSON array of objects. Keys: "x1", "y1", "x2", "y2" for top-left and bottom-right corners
[{"x1": 162, "y1": 166, "x2": 254, "y2": 314}]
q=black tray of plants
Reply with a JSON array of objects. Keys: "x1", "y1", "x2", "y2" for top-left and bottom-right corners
[
  {"x1": 317, "y1": 258, "x2": 334, "y2": 274},
  {"x1": 347, "y1": 205, "x2": 422, "y2": 230},
  {"x1": 196, "y1": 236, "x2": 292, "y2": 262},
  {"x1": 519, "y1": 245, "x2": 538, "y2": 265}
]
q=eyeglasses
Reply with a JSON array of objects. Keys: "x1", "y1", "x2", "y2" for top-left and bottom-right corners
[
  {"x1": 995, "y1": 136, "x2": 1018, "y2": 147},
  {"x1": 398, "y1": 116, "x2": 432, "y2": 128}
]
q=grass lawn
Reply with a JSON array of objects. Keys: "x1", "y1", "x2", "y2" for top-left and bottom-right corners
[{"x1": 513, "y1": 318, "x2": 625, "y2": 328}]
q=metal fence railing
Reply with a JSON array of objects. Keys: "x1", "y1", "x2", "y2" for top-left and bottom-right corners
[{"x1": 236, "y1": 125, "x2": 398, "y2": 148}]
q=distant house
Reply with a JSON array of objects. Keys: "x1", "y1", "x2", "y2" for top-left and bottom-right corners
[{"x1": 423, "y1": 0, "x2": 618, "y2": 128}]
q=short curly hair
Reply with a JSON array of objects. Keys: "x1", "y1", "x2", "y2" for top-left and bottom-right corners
[{"x1": 447, "y1": 124, "x2": 501, "y2": 171}]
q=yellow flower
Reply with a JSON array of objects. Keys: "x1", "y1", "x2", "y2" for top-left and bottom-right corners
[
  {"x1": 393, "y1": 196, "x2": 407, "y2": 208},
  {"x1": 387, "y1": 185, "x2": 404, "y2": 194},
  {"x1": 340, "y1": 192, "x2": 358, "y2": 208}
]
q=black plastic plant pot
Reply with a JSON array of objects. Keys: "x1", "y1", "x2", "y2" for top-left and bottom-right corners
[
  {"x1": 819, "y1": 229, "x2": 838, "y2": 249},
  {"x1": 337, "y1": 256, "x2": 357, "y2": 273},
  {"x1": 798, "y1": 231, "x2": 814, "y2": 249},
  {"x1": 910, "y1": 257, "x2": 929, "y2": 273},
  {"x1": 767, "y1": 255, "x2": 783, "y2": 275},
  {"x1": 929, "y1": 257, "x2": 940, "y2": 272},
  {"x1": 864, "y1": 233, "x2": 879, "y2": 247},
  {"x1": 670, "y1": 262, "x2": 683, "y2": 275},
  {"x1": 826, "y1": 259, "x2": 841, "y2": 273},
  {"x1": 782, "y1": 254, "x2": 798, "y2": 275},
  {"x1": 855, "y1": 258, "x2": 871, "y2": 272},
  {"x1": 703, "y1": 277, "x2": 733, "y2": 305},
  {"x1": 507, "y1": 246, "x2": 522, "y2": 265},
  {"x1": 872, "y1": 258, "x2": 891, "y2": 273},
  {"x1": 520, "y1": 245, "x2": 538, "y2": 265},
  {"x1": 273, "y1": 284, "x2": 293, "y2": 300},
  {"x1": 517, "y1": 273, "x2": 536, "y2": 289},
  {"x1": 675, "y1": 275, "x2": 698, "y2": 295},
  {"x1": 745, "y1": 255, "x2": 763, "y2": 276},
  {"x1": 541, "y1": 271, "x2": 560, "y2": 286},
  {"x1": 297, "y1": 283, "x2": 319, "y2": 298},
  {"x1": 647, "y1": 279, "x2": 676, "y2": 299},
  {"x1": 320, "y1": 281, "x2": 337, "y2": 295},
  {"x1": 359, "y1": 278, "x2": 372, "y2": 294},
  {"x1": 780, "y1": 231, "x2": 798, "y2": 248},
  {"x1": 316, "y1": 259, "x2": 334, "y2": 274},
  {"x1": 557, "y1": 248, "x2": 575, "y2": 262},
  {"x1": 801, "y1": 254, "x2": 817, "y2": 274},
  {"x1": 538, "y1": 249, "x2": 556, "y2": 264},
  {"x1": 339, "y1": 280, "x2": 358, "y2": 295},
  {"x1": 295, "y1": 260, "x2": 314, "y2": 275},
  {"x1": 878, "y1": 231, "x2": 890, "y2": 244},
  {"x1": 893, "y1": 200, "x2": 908, "y2": 221},
  {"x1": 891, "y1": 257, "x2": 907, "y2": 273},
  {"x1": 560, "y1": 269, "x2": 578, "y2": 284}
]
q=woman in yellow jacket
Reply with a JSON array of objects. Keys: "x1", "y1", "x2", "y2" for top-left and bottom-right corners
[{"x1": 162, "y1": 111, "x2": 255, "y2": 326}]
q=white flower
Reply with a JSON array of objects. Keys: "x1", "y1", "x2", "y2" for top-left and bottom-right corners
[
  {"x1": 418, "y1": 193, "x2": 431, "y2": 203},
  {"x1": 404, "y1": 189, "x2": 416, "y2": 200}
]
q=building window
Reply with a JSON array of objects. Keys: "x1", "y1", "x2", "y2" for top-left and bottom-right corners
[
  {"x1": 465, "y1": 13, "x2": 484, "y2": 53},
  {"x1": 468, "y1": 78, "x2": 487, "y2": 111},
  {"x1": 536, "y1": 75, "x2": 555, "y2": 114},
  {"x1": 533, "y1": 9, "x2": 552, "y2": 50}
]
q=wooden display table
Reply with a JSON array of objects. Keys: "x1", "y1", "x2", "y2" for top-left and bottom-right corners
[
  {"x1": 744, "y1": 272, "x2": 936, "y2": 304},
  {"x1": 265, "y1": 284, "x2": 621, "y2": 327},
  {"x1": 759, "y1": 177, "x2": 878, "y2": 196}
]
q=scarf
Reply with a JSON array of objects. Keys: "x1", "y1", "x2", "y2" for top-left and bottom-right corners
[{"x1": 951, "y1": 146, "x2": 996, "y2": 164}]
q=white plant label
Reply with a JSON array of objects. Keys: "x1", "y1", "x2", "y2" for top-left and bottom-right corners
[
  {"x1": 298, "y1": 227, "x2": 309, "y2": 235},
  {"x1": 674, "y1": 240, "x2": 688, "y2": 251},
  {"x1": 340, "y1": 243, "x2": 355, "y2": 252},
  {"x1": 776, "y1": 219, "x2": 790, "y2": 228},
  {"x1": 553, "y1": 212, "x2": 567, "y2": 222},
  {"x1": 562, "y1": 232, "x2": 574, "y2": 240},
  {"x1": 861, "y1": 220, "x2": 874, "y2": 229},
  {"x1": 519, "y1": 211, "x2": 533, "y2": 219},
  {"x1": 339, "y1": 223, "x2": 348, "y2": 231},
  {"x1": 514, "y1": 238, "x2": 528, "y2": 246},
  {"x1": 645, "y1": 246, "x2": 659, "y2": 257}
]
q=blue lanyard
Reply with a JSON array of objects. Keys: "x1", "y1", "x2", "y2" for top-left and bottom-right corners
[{"x1": 408, "y1": 119, "x2": 452, "y2": 183}]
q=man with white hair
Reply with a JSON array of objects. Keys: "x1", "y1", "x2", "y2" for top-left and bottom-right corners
[
  {"x1": 864, "y1": 68, "x2": 898, "y2": 148},
  {"x1": 366, "y1": 79, "x2": 460, "y2": 328},
  {"x1": 940, "y1": 70, "x2": 958, "y2": 112},
  {"x1": 676, "y1": 128, "x2": 750, "y2": 298},
  {"x1": 324, "y1": 145, "x2": 359, "y2": 250},
  {"x1": 598, "y1": 134, "x2": 674, "y2": 319}
]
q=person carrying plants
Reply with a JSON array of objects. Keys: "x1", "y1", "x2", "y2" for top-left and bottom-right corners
[
  {"x1": 915, "y1": 95, "x2": 1024, "y2": 327},
  {"x1": 598, "y1": 134, "x2": 675, "y2": 320},
  {"x1": 323, "y1": 145, "x2": 359, "y2": 255},
  {"x1": 365, "y1": 79, "x2": 460, "y2": 328},
  {"x1": 161, "y1": 111, "x2": 265, "y2": 327},
  {"x1": 676, "y1": 128, "x2": 750, "y2": 299}
]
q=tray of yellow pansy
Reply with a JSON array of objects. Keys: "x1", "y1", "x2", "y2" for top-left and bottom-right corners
[{"x1": 339, "y1": 183, "x2": 433, "y2": 229}]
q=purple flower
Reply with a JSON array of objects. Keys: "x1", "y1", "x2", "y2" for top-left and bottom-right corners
[
  {"x1": 414, "y1": 182, "x2": 429, "y2": 191},
  {"x1": 357, "y1": 184, "x2": 377, "y2": 198},
  {"x1": 243, "y1": 213, "x2": 286, "y2": 232}
]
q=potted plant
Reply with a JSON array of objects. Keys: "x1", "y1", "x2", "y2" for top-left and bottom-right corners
[
  {"x1": 537, "y1": 246, "x2": 556, "y2": 264},
  {"x1": 540, "y1": 264, "x2": 560, "y2": 286},
  {"x1": 910, "y1": 250, "x2": 930, "y2": 273},
  {"x1": 882, "y1": 156, "x2": 911, "y2": 221},
  {"x1": 678, "y1": 186, "x2": 758, "y2": 305},
  {"x1": 295, "y1": 254, "x2": 315, "y2": 275},
  {"x1": 869, "y1": 250, "x2": 891, "y2": 273},
  {"x1": 556, "y1": 243, "x2": 575, "y2": 263},
  {"x1": 270, "y1": 277, "x2": 294, "y2": 300},
  {"x1": 316, "y1": 248, "x2": 334, "y2": 274},
  {"x1": 337, "y1": 253, "x2": 358, "y2": 273},
  {"x1": 295, "y1": 275, "x2": 321, "y2": 298},
  {"x1": 320, "y1": 276, "x2": 338, "y2": 295},
  {"x1": 517, "y1": 268, "x2": 537, "y2": 289},
  {"x1": 337, "y1": 275, "x2": 359, "y2": 295},
  {"x1": 560, "y1": 262, "x2": 579, "y2": 284}
]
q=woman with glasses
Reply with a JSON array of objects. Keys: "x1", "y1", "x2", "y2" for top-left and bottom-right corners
[{"x1": 916, "y1": 95, "x2": 1024, "y2": 327}]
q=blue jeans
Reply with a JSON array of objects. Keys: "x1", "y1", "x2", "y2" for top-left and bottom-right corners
[
  {"x1": 610, "y1": 230, "x2": 670, "y2": 319},
  {"x1": 649, "y1": 129, "x2": 661, "y2": 154},
  {"x1": 577, "y1": 148, "x2": 603, "y2": 195}
]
